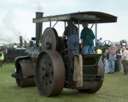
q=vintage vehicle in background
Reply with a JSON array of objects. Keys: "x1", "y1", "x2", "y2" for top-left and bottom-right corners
[
  {"x1": 96, "y1": 39, "x2": 113, "y2": 54},
  {"x1": 12, "y1": 11, "x2": 117, "y2": 96},
  {"x1": 120, "y1": 39, "x2": 127, "y2": 48},
  {"x1": 5, "y1": 48, "x2": 27, "y2": 62}
]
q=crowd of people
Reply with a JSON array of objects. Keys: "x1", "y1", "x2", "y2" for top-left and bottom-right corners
[{"x1": 104, "y1": 46, "x2": 128, "y2": 74}]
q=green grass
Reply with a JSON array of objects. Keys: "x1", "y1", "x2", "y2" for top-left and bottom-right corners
[{"x1": 0, "y1": 63, "x2": 128, "y2": 102}]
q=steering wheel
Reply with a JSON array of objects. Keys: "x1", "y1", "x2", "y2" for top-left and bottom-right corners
[{"x1": 103, "y1": 40, "x2": 112, "y2": 47}]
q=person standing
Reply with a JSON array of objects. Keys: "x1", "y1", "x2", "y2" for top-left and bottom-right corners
[
  {"x1": 64, "y1": 20, "x2": 79, "y2": 81},
  {"x1": 115, "y1": 48, "x2": 122, "y2": 72},
  {"x1": 103, "y1": 49, "x2": 110, "y2": 73},
  {"x1": 80, "y1": 22, "x2": 95, "y2": 54},
  {"x1": 108, "y1": 46, "x2": 117, "y2": 73},
  {"x1": 121, "y1": 47, "x2": 128, "y2": 74},
  {"x1": 64, "y1": 20, "x2": 79, "y2": 56}
]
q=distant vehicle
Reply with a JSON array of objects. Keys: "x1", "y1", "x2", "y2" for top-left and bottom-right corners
[
  {"x1": 97, "y1": 40, "x2": 113, "y2": 53},
  {"x1": 120, "y1": 40, "x2": 127, "y2": 48},
  {"x1": 12, "y1": 11, "x2": 117, "y2": 96},
  {"x1": 5, "y1": 48, "x2": 27, "y2": 62}
]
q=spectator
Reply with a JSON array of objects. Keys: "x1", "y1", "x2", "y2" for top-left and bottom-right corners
[
  {"x1": 96, "y1": 37, "x2": 103, "y2": 48},
  {"x1": 121, "y1": 47, "x2": 128, "y2": 74},
  {"x1": 108, "y1": 46, "x2": 117, "y2": 73},
  {"x1": 103, "y1": 49, "x2": 110, "y2": 73},
  {"x1": 115, "y1": 48, "x2": 122, "y2": 72}
]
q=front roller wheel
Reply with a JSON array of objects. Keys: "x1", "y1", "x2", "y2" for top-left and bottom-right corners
[
  {"x1": 78, "y1": 80, "x2": 103, "y2": 93},
  {"x1": 78, "y1": 56, "x2": 104, "y2": 93},
  {"x1": 35, "y1": 50, "x2": 65, "y2": 96},
  {"x1": 14, "y1": 58, "x2": 35, "y2": 87},
  {"x1": 15, "y1": 63, "x2": 25, "y2": 87}
]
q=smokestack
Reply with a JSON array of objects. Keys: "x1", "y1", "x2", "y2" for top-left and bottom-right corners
[
  {"x1": 19, "y1": 36, "x2": 23, "y2": 47},
  {"x1": 24, "y1": 40, "x2": 27, "y2": 48},
  {"x1": 35, "y1": 12, "x2": 43, "y2": 46}
]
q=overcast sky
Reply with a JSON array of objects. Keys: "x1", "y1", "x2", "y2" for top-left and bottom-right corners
[{"x1": 0, "y1": 0, "x2": 128, "y2": 44}]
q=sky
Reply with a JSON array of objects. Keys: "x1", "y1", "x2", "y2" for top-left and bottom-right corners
[{"x1": 0, "y1": 0, "x2": 128, "y2": 44}]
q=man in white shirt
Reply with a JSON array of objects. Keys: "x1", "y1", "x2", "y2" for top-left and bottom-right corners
[{"x1": 121, "y1": 47, "x2": 128, "y2": 74}]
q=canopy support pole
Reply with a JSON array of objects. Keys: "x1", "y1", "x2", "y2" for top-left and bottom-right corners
[{"x1": 95, "y1": 24, "x2": 97, "y2": 47}]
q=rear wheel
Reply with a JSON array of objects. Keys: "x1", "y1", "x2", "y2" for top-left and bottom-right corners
[{"x1": 35, "y1": 50, "x2": 65, "y2": 96}]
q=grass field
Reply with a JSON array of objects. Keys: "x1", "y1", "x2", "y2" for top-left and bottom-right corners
[{"x1": 0, "y1": 63, "x2": 128, "y2": 102}]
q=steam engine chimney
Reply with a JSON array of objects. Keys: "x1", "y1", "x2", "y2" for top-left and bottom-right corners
[
  {"x1": 19, "y1": 36, "x2": 23, "y2": 47},
  {"x1": 35, "y1": 12, "x2": 43, "y2": 46}
]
